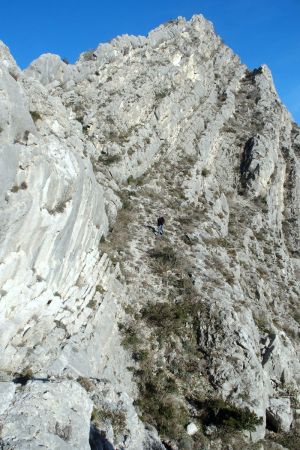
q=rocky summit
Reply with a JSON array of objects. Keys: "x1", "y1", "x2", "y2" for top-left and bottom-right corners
[{"x1": 0, "y1": 14, "x2": 300, "y2": 450}]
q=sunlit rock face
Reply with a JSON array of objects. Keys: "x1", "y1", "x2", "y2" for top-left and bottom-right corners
[{"x1": 0, "y1": 15, "x2": 300, "y2": 450}]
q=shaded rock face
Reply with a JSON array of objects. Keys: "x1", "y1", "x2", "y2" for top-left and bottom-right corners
[{"x1": 0, "y1": 15, "x2": 300, "y2": 450}]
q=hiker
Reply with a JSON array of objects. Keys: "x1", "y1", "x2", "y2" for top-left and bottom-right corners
[{"x1": 156, "y1": 216, "x2": 165, "y2": 235}]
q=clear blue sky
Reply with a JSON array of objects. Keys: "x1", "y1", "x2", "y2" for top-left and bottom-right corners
[{"x1": 1, "y1": 0, "x2": 299, "y2": 123}]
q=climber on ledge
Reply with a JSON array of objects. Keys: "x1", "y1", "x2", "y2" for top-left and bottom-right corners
[{"x1": 156, "y1": 216, "x2": 165, "y2": 235}]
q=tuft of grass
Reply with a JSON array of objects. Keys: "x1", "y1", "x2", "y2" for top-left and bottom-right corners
[
  {"x1": 91, "y1": 407, "x2": 126, "y2": 436},
  {"x1": 77, "y1": 376, "x2": 94, "y2": 392}
]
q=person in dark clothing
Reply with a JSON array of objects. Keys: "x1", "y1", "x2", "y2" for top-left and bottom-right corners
[{"x1": 156, "y1": 216, "x2": 165, "y2": 235}]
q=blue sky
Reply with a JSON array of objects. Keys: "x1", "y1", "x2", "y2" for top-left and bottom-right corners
[{"x1": 1, "y1": 0, "x2": 299, "y2": 122}]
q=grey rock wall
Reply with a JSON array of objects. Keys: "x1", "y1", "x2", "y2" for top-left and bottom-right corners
[{"x1": 0, "y1": 14, "x2": 300, "y2": 450}]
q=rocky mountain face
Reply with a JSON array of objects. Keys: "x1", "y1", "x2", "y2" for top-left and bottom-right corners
[{"x1": 0, "y1": 14, "x2": 300, "y2": 450}]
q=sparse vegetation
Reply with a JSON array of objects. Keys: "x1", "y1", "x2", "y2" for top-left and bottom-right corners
[
  {"x1": 270, "y1": 430, "x2": 300, "y2": 450},
  {"x1": 155, "y1": 88, "x2": 171, "y2": 100},
  {"x1": 77, "y1": 376, "x2": 94, "y2": 392},
  {"x1": 10, "y1": 185, "x2": 19, "y2": 193},
  {"x1": 121, "y1": 325, "x2": 141, "y2": 349},
  {"x1": 47, "y1": 200, "x2": 68, "y2": 215},
  {"x1": 127, "y1": 175, "x2": 134, "y2": 184},
  {"x1": 136, "y1": 391, "x2": 188, "y2": 440},
  {"x1": 99, "y1": 154, "x2": 121, "y2": 165},
  {"x1": 147, "y1": 245, "x2": 179, "y2": 273},
  {"x1": 201, "y1": 168, "x2": 210, "y2": 177},
  {"x1": 30, "y1": 111, "x2": 42, "y2": 122},
  {"x1": 91, "y1": 407, "x2": 126, "y2": 436},
  {"x1": 87, "y1": 298, "x2": 98, "y2": 310},
  {"x1": 10, "y1": 181, "x2": 28, "y2": 193},
  {"x1": 20, "y1": 181, "x2": 28, "y2": 190},
  {"x1": 95, "y1": 284, "x2": 105, "y2": 294},
  {"x1": 140, "y1": 296, "x2": 199, "y2": 336},
  {"x1": 82, "y1": 49, "x2": 96, "y2": 61},
  {"x1": 253, "y1": 315, "x2": 271, "y2": 334},
  {"x1": 194, "y1": 398, "x2": 263, "y2": 432}
]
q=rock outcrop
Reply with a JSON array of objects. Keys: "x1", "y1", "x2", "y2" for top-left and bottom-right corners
[{"x1": 0, "y1": 15, "x2": 300, "y2": 450}]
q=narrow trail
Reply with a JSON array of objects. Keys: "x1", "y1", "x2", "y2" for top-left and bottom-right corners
[{"x1": 101, "y1": 149, "x2": 201, "y2": 309}]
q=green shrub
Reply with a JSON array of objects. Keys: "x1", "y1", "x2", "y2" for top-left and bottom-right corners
[
  {"x1": 11, "y1": 185, "x2": 19, "y2": 193},
  {"x1": 141, "y1": 301, "x2": 190, "y2": 333},
  {"x1": 198, "y1": 398, "x2": 263, "y2": 432},
  {"x1": 121, "y1": 326, "x2": 141, "y2": 349},
  {"x1": 132, "y1": 349, "x2": 149, "y2": 362},
  {"x1": 136, "y1": 388, "x2": 188, "y2": 440}
]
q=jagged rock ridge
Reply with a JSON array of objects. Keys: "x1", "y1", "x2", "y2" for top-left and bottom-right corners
[{"x1": 0, "y1": 14, "x2": 300, "y2": 450}]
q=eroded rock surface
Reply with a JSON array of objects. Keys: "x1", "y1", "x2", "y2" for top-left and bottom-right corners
[{"x1": 0, "y1": 15, "x2": 300, "y2": 450}]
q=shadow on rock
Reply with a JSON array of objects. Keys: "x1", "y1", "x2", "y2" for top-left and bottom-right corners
[{"x1": 89, "y1": 424, "x2": 115, "y2": 450}]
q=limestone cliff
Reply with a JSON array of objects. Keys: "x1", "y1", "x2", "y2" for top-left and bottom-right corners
[{"x1": 0, "y1": 15, "x2": 300, "y2": 450}]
